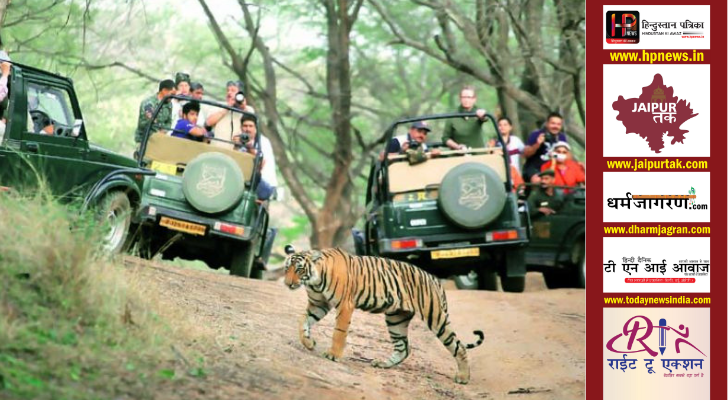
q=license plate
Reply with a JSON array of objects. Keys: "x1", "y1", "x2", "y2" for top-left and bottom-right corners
[
  {"x1": 150, "y1": 161, "x2": 178, "y2": 175},
  {"x1": 159, "y1": 216, "x2": 207, "y2": 236},
  {"x1": 431, "y1": 247, "x2": 480, "y2": 260}
]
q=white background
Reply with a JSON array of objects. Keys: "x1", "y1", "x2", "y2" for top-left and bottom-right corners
[
  {"x1": 603, "y1": 172, "x2": 710, "y2": 222},
  {"x1": 603, "y1": 64, "x2": 710, "y2": 157},
  {"x1": 603, "y1": 308, "x2": 710, "y2": 399},
  {"x1": 603, "y1": 237, "x2": 710, "y2": 293},
  {"x1": 603, "y1": 5, "x2": 710, "y2": 49}
]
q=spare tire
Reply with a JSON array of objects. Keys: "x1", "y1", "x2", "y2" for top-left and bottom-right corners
[
  {"x1": 182, "y1": 152, "x2": 245, "y2": 214},
  {"x1": 438, "y1": 162, "x2": 506, "y2": 229}
]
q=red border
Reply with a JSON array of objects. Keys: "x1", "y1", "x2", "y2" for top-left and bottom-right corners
[{"x1": 589, "y1": 1, "x2": 726, "y2": 399}]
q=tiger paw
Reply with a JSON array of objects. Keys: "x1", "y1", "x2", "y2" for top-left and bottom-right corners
[
  {"x1": 454, "y1": 372, "x2": 470, "y2": 385},
  {"x1": 301, "y1": 336, "x2": 316, "y2": 351},
  {"x1": 322, "y1": 351, "x2": 340, "y2": 362},
  {"x1": 371, "y1": 359, "x2": 393, "y2": 369}
]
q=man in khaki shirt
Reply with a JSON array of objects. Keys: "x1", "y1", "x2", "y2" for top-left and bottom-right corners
[{"x1": 206, "y1": 80, "x2": 254, "y2": 150}]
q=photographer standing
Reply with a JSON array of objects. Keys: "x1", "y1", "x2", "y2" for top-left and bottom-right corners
[
  {"x1": 206, "y1": 80, "x2": 255, "y2": 150},
  {"x1": 522, "y1": 112, "x2": 568, "y2": 183}
]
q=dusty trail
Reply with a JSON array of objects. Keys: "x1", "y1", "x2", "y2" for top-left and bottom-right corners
[{"x1": 124, "y1": 257, "x2": 585, "y2": 400}]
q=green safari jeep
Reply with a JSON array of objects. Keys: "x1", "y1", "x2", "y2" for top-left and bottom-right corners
[
  {"x1": 524, "y1": 184, "x2": 585, "y2": 289},
  {"x1": 353, "y1": 113, "x2": 530, "y2": 292},
  {"x1": 130, "y1": 96, "x2": 274, "y2": 278},
  {"x1": 0, "y1": 62, "x2": 151, "y2": 252}
]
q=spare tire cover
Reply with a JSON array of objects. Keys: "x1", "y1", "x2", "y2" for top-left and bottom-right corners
[
  {"x1": 182, "y1": 152, "x2": 245, "y2": 214},
  {"x1": 438, "y1": 162, "x2": 507, "y2": 229}
]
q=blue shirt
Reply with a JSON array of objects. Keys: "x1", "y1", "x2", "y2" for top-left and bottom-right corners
[{"x1": 172, "y1": 118, "x2": 203, "y2": 141}]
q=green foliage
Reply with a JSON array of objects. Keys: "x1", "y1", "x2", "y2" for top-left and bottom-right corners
[{"x1": 0, "y1": 193, "x2": 183, "y2": 399}]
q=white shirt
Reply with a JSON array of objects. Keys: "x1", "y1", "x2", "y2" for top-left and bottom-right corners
[
  {"x1": 259, "y1": 134, "x2": 278, "y2": 187},
  {"x1": 499, "y1": 135, "x2": 525, "y2": 172}
]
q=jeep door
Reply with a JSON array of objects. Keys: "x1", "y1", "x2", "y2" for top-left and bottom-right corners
[{"x1": 9, "y1": 79, "x2": 92, "y2": 198}]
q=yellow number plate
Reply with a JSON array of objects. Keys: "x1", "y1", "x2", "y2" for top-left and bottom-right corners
[
  {"x1": 431, "y1": 247, "x2": 480, "y2": 260},
  {"x1": 159, "y1": 217, "x2": 207, "y2": 236},
  {"x1": 150, "y1": 161, "x2": 178, "y2": 176}
]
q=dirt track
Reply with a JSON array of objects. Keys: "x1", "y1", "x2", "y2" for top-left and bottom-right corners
[{"x1": 125, "y1": 257, "x2": 585, "y2": 400}]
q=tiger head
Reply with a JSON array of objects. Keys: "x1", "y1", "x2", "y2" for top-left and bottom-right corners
[{"x1": 283, "y1": 245, "x2": 323, "y2": 290}]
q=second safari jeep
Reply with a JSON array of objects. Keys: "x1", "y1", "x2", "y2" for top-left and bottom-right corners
[
  {"x1": 130, "y1": 96, "x2": 273, "y2": 278},
  {"x1": 354, "y1": 113, "x2": 530, "y2": 292}
]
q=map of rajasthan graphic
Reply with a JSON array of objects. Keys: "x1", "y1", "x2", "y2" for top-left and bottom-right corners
[{"x1": 612, "y1": 74, "x2": 698, "y2": 154}]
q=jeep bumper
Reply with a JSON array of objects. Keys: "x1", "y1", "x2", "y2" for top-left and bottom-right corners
[{"x1": 138, "y1": 205, "x2": 257, "y2": 241}]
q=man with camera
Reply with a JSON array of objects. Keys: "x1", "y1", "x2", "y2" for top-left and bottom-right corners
[
  {"x1": 380, "y1": 121, "x2": 441, "y2": 163},
  {"x1": 238, "y1": 114, "x2": 278, "y2": 202},
  {"x1": 522, "y1": 112, "x2": 568, "y2": 183},
  {"x1": 539, "y1": 141, "x2": 585, "y2": 189},
  {"x1": 206, "y1": 80, "x2": 255, "y2": 150}
]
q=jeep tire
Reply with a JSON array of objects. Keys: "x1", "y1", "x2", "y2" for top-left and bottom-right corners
[
  {"x1": 230, "y1": 241, "x2": 255, "y2": 278},
  {"x1": 98, "y1": 191, "x2": 132, "y2": 254},
  {"x1": 438, "y1": 163, "x2": 507, "y2": 229},
  {"x1": 182, "y1": 152, "x2": 245, "y2": 214}
]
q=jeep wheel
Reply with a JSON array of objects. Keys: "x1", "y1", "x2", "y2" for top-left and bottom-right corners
[
  {"x1": 478, "y1": 270, "x2": 498, "y2": 291},
  {"x1": 500, "y1": 275, "x2": 526, "y2": 293},
  {"x1": 453, "y1": 271, "x2": 479, "y2": 290},
  {"x1": 99, "y1": 192, "x2": 132, "y2": 254},
  {"x1": 230, "y1": 242, "x2": 255, "y2": 278}
]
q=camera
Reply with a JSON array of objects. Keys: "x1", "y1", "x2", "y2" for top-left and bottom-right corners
[
  {"x1": 234, "y1": 91, "x2": 245, "y2": 106},
  {"x1": 236, "y1": 133, "x2": 250, "y2": 144},
  {"x1": 407, "y1": 140, "x2": 421, "y2": 151}
]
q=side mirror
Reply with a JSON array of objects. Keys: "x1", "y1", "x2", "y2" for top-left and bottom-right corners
[{"x1": 72, "y1": 119, "x2": 83, "y2": 137}]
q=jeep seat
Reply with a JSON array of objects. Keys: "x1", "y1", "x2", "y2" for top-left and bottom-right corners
[
  {"x1": 145, "y1": 132, "x2": 255, "y2": 181},
  {"x1": 387, "y1": 153, "x2": 507, "y2": 194}
]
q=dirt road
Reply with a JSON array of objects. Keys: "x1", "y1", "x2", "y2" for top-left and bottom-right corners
[{"x1": 125, "y1": 257, "x2": 585, "y2": 400}]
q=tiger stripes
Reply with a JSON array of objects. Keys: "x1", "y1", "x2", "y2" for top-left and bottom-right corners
[{"x1": 283, "y1": 246, "x2": 485, "y2": 384}]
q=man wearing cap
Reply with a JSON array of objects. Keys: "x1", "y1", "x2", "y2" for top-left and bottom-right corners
[
  {"x1": 523, "y1": 112, "x2": 568, "y2": 183},
  {"x1": 206, "y1": 80, "x2": 255, "y2": 150},
  {"x1": 171, "y1": 72, "x2": 191, "y2": 128},
  {"x1": 540, "y1": 141, "x2": 585, "y2": 188},
  {"x1": 527, "y1": 170, "x2": 565, "y2": 217},
  {"x1": 134, "y1": 79, "x2": 175, "y2": 144},
  {"x1": 443, "y1": 85, "x2": 488, "y2": 150},
  {"x1": 381, "y1": 121, "x2": 441, "y2": 162}
]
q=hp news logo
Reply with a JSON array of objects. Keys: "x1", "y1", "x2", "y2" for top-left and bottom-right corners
[{"x1": 606, "y1": 11, "x2": 640, "y2": 44}]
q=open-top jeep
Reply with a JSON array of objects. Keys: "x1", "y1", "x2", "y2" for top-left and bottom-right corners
[
  {"x1": 0, "y1": 62, "x2": 150, "y2": 252},
  {"x1": 354, "y1": 113, "x2": 530, "y2": 292},
  {"x1": 130, "y1": 96, "x2": 273, "y2": 278},
  {"x1": 524, "y1": 184, "x2": 585, "y2": 289}
]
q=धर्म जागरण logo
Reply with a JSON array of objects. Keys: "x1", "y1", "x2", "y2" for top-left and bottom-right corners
[
  {"x1": 607, "y1": 187, "x2": 706, "y2": 211},
  {"x1": 606, "y1": 315, "x2": 707, "y2": 377},
  {"x1": 606, "y1": 11, "x2": 640, "y2": 44},
  {"x1": 612, "y1": 74, "x2": 698, "y2": 154}
]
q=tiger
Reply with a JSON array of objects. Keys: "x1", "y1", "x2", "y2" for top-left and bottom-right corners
[{"x1": 283, "y1": 245, "x2": 484, "y2": 384}]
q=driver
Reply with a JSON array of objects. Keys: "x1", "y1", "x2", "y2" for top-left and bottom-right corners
[{"x1": 31, "y1": 111, "x2": 54, "y2": 135}]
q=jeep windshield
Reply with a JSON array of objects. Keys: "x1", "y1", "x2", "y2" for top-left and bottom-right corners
[{"x1": 136, "y1": 95, "x2": 262, "y2": 183}]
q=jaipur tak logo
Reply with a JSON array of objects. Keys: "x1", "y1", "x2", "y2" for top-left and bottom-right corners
[{"x1": 606, "y1": 315, "x2": 707, "y2": 376}]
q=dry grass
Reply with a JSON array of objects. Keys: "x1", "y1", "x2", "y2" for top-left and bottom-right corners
[{"x1": 0, "y1": 192, "x2": 200, "y2": 399}]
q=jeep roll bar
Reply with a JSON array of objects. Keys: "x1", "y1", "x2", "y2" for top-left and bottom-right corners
[
  {"x1": 379, "y1": 112, "x2": 513, "y2": 196},
  {"x1": 137, "y1": 95, "x2": 264, "y2": 188}
]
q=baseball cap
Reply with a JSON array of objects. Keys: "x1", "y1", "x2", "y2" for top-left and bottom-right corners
[
  {"x1": 539, "y1": 170, "x2": 555, "y2": 177},
  {"x1": 410, "y1": 121, "x2": 431, "y2": 132}
]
